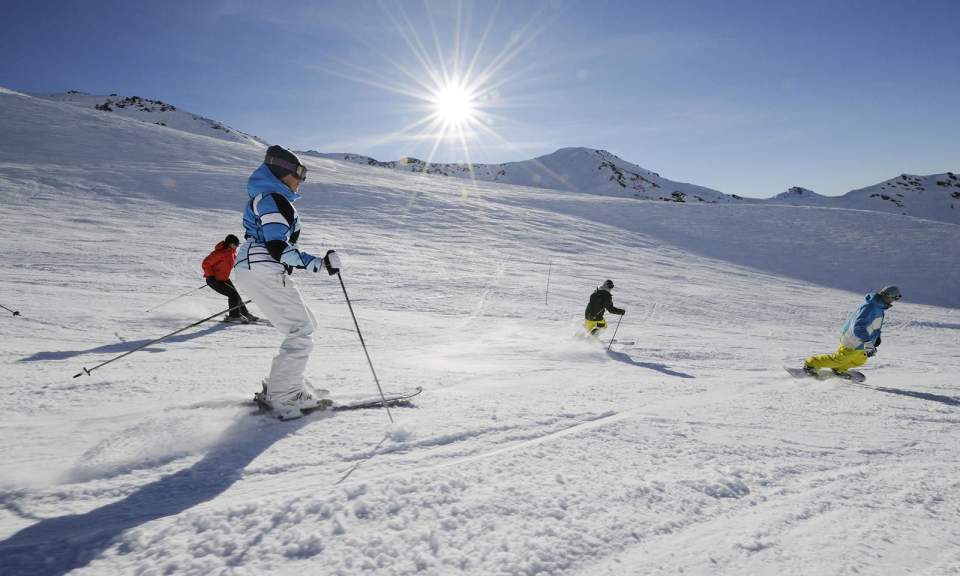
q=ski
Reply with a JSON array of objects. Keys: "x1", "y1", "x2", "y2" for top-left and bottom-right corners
[
  {"x1": 253, "y1": 386, "x2": 422, "y2": 416},
  {"x1": 784, "y1": 366, "x2": 866, "y2": 383},
  {"x1": 222, "y1": 316, "x2": 272, "y2": 326},
  {"x1": 333, "y1": 387, "x2": 423, "y2": 411}
]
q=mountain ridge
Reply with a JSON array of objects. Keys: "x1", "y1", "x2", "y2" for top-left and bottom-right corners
[
  {"x1": 35, "y1": 90, "x2": 267, "y2": 147},
  {"x1": 305, "y1": 148, "x2": 960, "y2": 224}
]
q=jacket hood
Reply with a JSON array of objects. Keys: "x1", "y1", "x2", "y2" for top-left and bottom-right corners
[
  {"x1": 865, "y1": 293, "x2": 891, "y2": 310},
  {"x1": 214, "y1": 241, "x2": 235, "y2": 252},
  {"x1": 247, "y1": 163, "x2": 301, "y2": 202}
]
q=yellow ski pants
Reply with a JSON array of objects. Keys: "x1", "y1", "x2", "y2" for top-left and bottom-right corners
[
  {"x1": 584, "y1": 319, "x2": 607, "y2": 334},
  {"x1": 805, "y1": 345, "x2": 868, "y2": 372}
]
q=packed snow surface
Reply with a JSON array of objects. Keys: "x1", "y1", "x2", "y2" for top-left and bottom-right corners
[{"x1": 1, "y1": 88, "x2": 959, "y2": 575}]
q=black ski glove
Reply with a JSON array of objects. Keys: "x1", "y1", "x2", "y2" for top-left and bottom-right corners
[
  {"x1": 875, "y1": 335, "x2": 881, "y2": 348},
  {"x1": 322, "y1": 250, "x2": 340, "y2": 276}
]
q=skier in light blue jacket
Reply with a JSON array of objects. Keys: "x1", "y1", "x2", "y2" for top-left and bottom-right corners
[
  {"x1": 233, "y1": 145, "x2": 341, "y2": 420},
  {"x1": 803, "y1": 286, "x2": 901, "y2": 377}
]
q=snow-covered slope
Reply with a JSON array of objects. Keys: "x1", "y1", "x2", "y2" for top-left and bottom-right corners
[
  {"x1": 304, "y1": 147, "x2": 743, "y2": 203},
  {"x1": 37, "y1": 90, "x2": 267, "y2": 146},
  {"x1": 2, "y1": 87, "x2": 960, "y2": 576}
]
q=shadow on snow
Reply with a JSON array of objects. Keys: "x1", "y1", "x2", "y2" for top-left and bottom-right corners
[
  {"x1": 855, "y1": 383, "x2": 960, "y2": 407},
  {"x1": 606, "y1": 350, "x2": 695, "y2": 379},
  {"x1": 0, "y1": 412, "x2": 309, "y2": 576},
  {"x1": 18, "y1": 323, "x2": 229, "y2": 362}
]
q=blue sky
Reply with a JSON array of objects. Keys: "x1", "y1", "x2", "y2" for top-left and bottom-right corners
[{"x1": 2, "y1": 0, "x2": 958, "y2": 197}]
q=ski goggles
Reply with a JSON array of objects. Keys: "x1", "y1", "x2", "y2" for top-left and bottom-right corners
[{"x1": 265, "y1": 156, "x2": 308, "y2": 182}]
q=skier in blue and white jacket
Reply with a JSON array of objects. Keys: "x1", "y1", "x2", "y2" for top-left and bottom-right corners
[
  {"x1": 233, "y1": 145, "x2": 341, "y2": 420},
  {"x1": 802, "y1": 286, "x2": 902, "y2": 376}
]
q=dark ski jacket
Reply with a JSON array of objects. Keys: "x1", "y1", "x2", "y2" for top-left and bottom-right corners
[{"x1": 585, "y1": 288, "x2": 624, "y2": 320}]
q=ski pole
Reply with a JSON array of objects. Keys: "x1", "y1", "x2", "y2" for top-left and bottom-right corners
[
  {"x1": 607, "y1": 314, "x2": 624, "y2": 351},
  {"x1": 145, "y1": 284, "x2": 208, "y2": 312},
  {"x1": 73, "y1": 300, "x2": 251, "y2": 378},
  {"x1": 336, "y1": 272, "x2": 393, "y2": 423},
  {"x1": 0, "y1": 304, "x2": 20, "y2": 317}
]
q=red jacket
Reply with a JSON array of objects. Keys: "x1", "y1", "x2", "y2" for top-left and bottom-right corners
[{"x1": 202, "y1": 242, "x2": 236, "y2": 281}]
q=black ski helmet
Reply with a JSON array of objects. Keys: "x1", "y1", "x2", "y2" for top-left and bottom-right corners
[
  {"x1": 264, "y1": 145, "x2": 307, "y2": 181},
  {"x1": 224, "y1": 234, "x2": 240, "y2": 246},
  {"x1": 602, "y1": 279, "x2": 614, "y2": 290},
  {"x1": 878, "y1": 285, "x2": 902, "y2": 302}
]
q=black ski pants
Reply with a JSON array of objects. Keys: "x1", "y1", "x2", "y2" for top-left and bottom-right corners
[{"x1": 205, "y1": 277, "x2": 249, "y2": 317}]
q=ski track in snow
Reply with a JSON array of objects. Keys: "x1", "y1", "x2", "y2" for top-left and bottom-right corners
[{"x1": 1, "y1": 88, "x2": 960, "y2": 575}]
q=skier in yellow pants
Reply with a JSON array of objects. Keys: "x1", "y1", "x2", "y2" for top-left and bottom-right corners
[
  {"x1": 584, "y1": 280, "x2": 624, "y2": 336},
  {"x1": 802, "y1": 286, "x2": 901, "y2": 377}
]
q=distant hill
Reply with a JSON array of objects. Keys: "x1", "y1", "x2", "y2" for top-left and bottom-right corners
[
  {"x1": 766, "y1": 174, "x2": 960, "y2": 223},
  {"x1": 302, "y1": 147, "x2": 746, "y2": 204},
  {"x1": 770, "y1": 186, "x2": 830, "y2": 205},
  {"x1": 307, "y1": 149, "x2": 959, "y2": 224},
  {"x1": 834, "y1": 173, "x2": 960, "y2": 221},
  {"x1": 35, "y1": 90, "x2": 267, "y2": 146}
]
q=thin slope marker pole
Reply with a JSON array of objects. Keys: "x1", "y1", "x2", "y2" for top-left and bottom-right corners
[
  {"x1": 545, "y1": 260, "x2": 552, "y2": 306},
  {"x1": 336, "y1": 272, "x2": 394, "y2": 424},
  {"x1": 73, "y1": 300, "x2": 251, "y2": 378}
]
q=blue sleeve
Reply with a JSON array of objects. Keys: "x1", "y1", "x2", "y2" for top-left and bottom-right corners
[{"x1": 852, "y1": 306, "x2": 874, "y2": 340}]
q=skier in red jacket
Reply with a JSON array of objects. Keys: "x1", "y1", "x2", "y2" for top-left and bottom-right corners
[{"x1": 202, "y1": 234, "x2": 256, "y2": 323}]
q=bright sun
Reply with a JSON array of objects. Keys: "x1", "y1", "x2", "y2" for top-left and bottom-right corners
[{"x1": 432, "y1": 82, "x2": 477, "y2": 125}]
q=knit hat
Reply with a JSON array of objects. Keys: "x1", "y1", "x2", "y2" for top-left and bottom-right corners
[
  {"x1": 602, "y1": 279, "x2": 614, "y2": 290},
  {"x1": 264, "y1": 145, "x2": 307, "y2": 181}
]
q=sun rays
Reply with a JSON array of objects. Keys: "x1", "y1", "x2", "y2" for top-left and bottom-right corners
[{"x1": 315, "y1": 0, "x2": 557, "y2": 179}]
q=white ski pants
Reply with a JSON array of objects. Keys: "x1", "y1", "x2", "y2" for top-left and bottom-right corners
[{"x1": 232, "y1": 267, "x2": 318, "y2": 397}]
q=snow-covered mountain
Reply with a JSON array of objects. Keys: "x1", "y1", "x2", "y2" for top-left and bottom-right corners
[
  {"x1": 307, "y1": 148, "x2": 959, "y2": 224},
  {"x1": 770, "y1": 186, "x2": 830, "y2": 205},
  {"x1": 837, "y1": 172, "x2": 960, "y2": 221},
  {"x1": 767, "y1": 173, "x2": 960, "y2": 223},
  {"x1": 303, "y1": 147, "x2": 744, "y2": 203},
  {"x1": 36, "y1": 90, "x2": 267, "y2": 146},
  {"x1": 3, "y1": 85, "x2": 960, "y2": 575}
]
